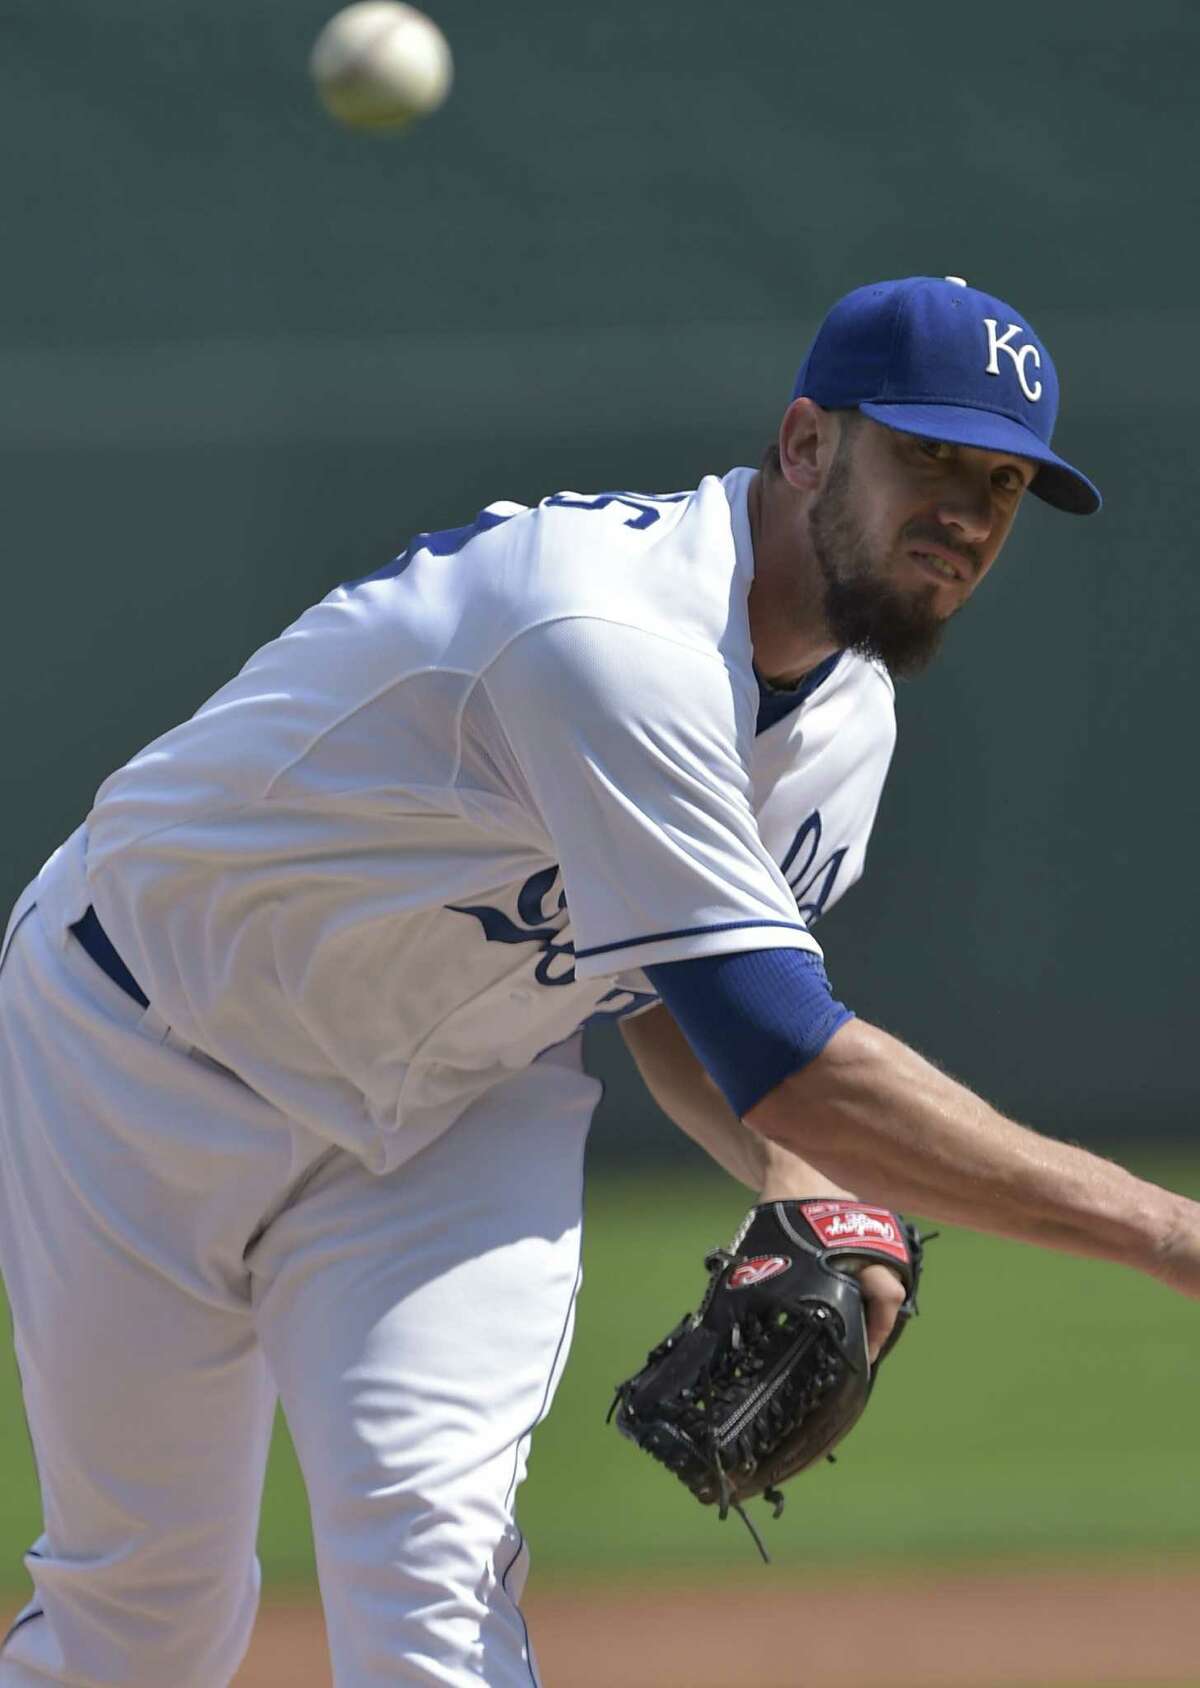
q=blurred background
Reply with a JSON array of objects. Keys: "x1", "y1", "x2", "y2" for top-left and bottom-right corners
[{"x1": 1, "y1": 2, "x2": 1198, "y2": 1683}]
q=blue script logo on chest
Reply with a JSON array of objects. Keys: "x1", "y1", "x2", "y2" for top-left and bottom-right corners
[
  {"x1": 447, "y1": 867, "x2": 648, "y2": 1019},
  {"x1": 447, "y1": 807, "x2": 849, "y2": 1014},
  {"x1": 780, "y1": 809, "x2": 849, "y2": 925},
  {"x1": 448, "y1": 866, "x2": 576, "y2": 987}
]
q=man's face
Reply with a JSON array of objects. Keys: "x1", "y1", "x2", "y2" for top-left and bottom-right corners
[{"x1": 807, "y1": 415, "x2": 1034, "y2": 677}]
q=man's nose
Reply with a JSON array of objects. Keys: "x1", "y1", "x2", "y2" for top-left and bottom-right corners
[{"x1": 935, "y1": 474, "x2": 993, "y2": 545}]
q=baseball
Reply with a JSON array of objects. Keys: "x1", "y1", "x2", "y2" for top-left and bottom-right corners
[{"x1": 309, "y1": 2, "x2": 453, "y2": 133}]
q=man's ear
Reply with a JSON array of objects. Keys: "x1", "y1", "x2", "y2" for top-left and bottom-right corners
[{"x1": 777, "y1": 398, "x2": 840, "y2": 493}]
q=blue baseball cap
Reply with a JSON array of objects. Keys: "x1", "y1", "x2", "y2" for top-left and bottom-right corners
[{"x1": 793, "y1": 276, "x2": 1101, "y2": 515}]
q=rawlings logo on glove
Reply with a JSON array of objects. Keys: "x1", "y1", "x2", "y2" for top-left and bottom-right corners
[
  {"x1": 728, "y1": 1255, "x2": 791, "y2": 1289},
  {"x1": 799, "y1": 1201, "x2": 912, "y2": 1264},
  {"x1": 608, "y1": 1198, "x2": 926, "y2": 1560}
]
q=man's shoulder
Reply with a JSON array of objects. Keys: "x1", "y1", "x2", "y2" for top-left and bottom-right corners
[
  {"x1": 335, "y1": 474, "x2": 748, "y2": 682},
  {"x1": 525, "y1": 479, "x2": 726, "y2": 566},
  {"x1": 397, "y1": 473, "x2": 735, "y2": 577},
  {"x1": 494, "y1": 475, "x2": 747, "y2": 648}
]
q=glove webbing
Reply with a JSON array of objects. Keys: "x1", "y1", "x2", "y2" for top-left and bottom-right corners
[{"x1": 640, "y1": 1245, "x2": 854, "y2": 1563}]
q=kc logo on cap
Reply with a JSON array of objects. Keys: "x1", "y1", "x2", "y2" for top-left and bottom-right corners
[{"x1": 983, "y1": 319, "x2": 1043, "y2": 403}]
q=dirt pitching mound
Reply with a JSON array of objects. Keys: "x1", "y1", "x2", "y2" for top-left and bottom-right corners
[{"x1": 233, "y1": 1564, "x2": 1200, "y2": 1686}]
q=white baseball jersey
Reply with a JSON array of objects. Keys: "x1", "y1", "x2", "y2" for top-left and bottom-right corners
[{"x1": 70, "y1": 467, "x2": 895, "y2": 1172}]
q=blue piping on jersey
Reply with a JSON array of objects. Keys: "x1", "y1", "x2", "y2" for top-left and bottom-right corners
[
  {"x1": 575, "y1": 917, "x2": 811, "y2": 961},
  {"x1": 1, "y1": 1607, "x2": 44, "y2": 1651},
  {"x1": 755, "y1": 651, "x2": 843, "y2": 735},
  {"x1": 499, "y1": 1252, "x2": 583, "y2": 1687}
]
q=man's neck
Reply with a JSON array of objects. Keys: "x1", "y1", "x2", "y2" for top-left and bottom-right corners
[{"x1": 745, "y1": 469, "x2": 840, "y2": 687}]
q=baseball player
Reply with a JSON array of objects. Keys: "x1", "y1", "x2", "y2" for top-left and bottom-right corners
[{"x1": 1, "y1": 275, "x2": 1198, "y2": 1687}]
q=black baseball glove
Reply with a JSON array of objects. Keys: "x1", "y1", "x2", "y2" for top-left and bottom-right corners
[{"x1": 609, "y1": 1198, "x2": 925, "y2": 1558}]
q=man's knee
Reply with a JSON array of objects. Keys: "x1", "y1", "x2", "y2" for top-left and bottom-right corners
[{"x1": 0, "y1": 1551, "x2": 261, "y2": 1687}]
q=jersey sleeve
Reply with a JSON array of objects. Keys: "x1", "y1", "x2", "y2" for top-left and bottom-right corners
[
  {"x1": 475, "y1": 615, "x2": 819, "y2": 979},
  {"x1": 645, "y1": 947, "x2": 852, "y2": 1115}
]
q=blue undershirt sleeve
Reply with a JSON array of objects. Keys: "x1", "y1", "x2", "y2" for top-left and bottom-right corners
[{"x1": 644, "y1": 947, "x2": 853, "y2": 1118}]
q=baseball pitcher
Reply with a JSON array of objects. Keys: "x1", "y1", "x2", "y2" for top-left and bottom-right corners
[{"x1": 1, "y1": 277, "x2": 1197, "y2": 1686}]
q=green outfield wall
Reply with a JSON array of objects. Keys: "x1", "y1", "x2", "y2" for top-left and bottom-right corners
[{"x1": 3, "y1": 2, "x2": 1199, "y2": 1144}]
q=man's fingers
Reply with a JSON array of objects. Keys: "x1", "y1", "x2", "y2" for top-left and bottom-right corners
[{"x1": 852, "y1": 1260, "x2": 908, "y2": 1364}]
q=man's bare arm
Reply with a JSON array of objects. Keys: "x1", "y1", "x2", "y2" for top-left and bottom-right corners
[{"x1": 745, "y1": 1017, "x2": 1200, "y2": 1296}]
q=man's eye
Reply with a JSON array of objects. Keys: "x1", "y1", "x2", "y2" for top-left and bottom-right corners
[
  {"x1": 918, "y1": 437, "x2": 952, "y2": 461},
  {"x1": 993, "y1": 467, "x2": 1025, "y2": 494}
]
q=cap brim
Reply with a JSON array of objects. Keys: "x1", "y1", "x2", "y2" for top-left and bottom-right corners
[{"x1": 858, "y1": 401, "x2": 1102, "y2": 516}]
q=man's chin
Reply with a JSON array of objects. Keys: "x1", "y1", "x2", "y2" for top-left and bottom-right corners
[
  {"x1": 823, "y1": 586, "x2": 948, "y2": 678},
  {"x1": 872, "y1": 621, "x2": 947, "y2": 678}
]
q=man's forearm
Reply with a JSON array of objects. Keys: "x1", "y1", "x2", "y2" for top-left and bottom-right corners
[
  {"x1": 620, "y1": 1006, "x2": 850, "y2": 1199},
  {"x1": 746, "y1": 1017, "x2": 1189, "y2": 1279}
]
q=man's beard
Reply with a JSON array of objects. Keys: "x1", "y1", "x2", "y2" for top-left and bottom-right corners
[{"x1": 808, "y1": 443, "x2": 950, "y2": 679}]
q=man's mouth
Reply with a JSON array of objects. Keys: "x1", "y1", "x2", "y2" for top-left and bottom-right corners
[
  {"x1": 911, "y1": 549, "x2": 959, "y2": 581},
  {"x1": 906, "y1": 541, "x2": 973, "y2": 583}
]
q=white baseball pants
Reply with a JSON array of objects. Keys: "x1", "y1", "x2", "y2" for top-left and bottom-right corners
[{"x1": 0, "y1": 881, "x2": 598, "y2": 1686}]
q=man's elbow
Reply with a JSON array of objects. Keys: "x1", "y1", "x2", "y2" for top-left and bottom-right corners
[{"x1": 743, "y1": 1015, "x2": 868, "y2": 1148}]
